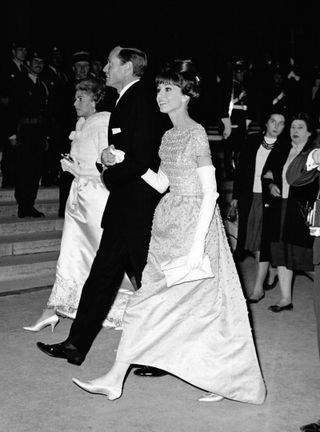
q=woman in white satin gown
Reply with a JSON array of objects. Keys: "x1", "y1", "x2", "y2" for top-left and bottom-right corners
[
  {"x1": 73, "y1": 61, "x2": 266, "y2": 404},
  {"x1": 24, "y1": 78, "x2": 133, "y2": 332}
]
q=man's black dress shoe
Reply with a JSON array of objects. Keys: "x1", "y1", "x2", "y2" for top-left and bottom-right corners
[
  {"x1": 133, "y1": 366, "x2": 168, "y2": 377},
  {"x1": 18, "y1": 207, "x2": 45, "y2": 218},
  {"x1": 268, "y1": 303, "x2": 293, "y2": 312},
  {"x1": 300, "y1": 419, "x2": 320, "y2": 431},
  {"x1": 36, "y1": 341, "x2": 85, "y2": 365},
  {"x1": 263, "y1": 275, "x2": 278, "y2": 291}
]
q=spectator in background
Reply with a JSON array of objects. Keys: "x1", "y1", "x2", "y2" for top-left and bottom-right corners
[
  {"x1": 223, "y1": 59, "x2": 252, "y2": 180},
  {"x1": 8, "y1": 48, "x2": 50, "y2": 218},
  {"x1": 230, "y1": 110, "x2": 286, "y2": 303},
  {"x1": 90, "y1": 57, "x2": 104, "y2": 79},
  {"x1": 262, "y1": 113, "x2": 318, "y2": 312},
  {"x1": 0, "y1": 40, "x2": 29, "y2": 188},
  {"x1": 286, "y1": 135, "x2": 320, "y2": 432}
]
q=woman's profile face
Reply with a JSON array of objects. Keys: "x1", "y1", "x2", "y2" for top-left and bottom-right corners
[
  {"x1": 156, "y1": 82, "x2": 187, "y2": 114},
  {"x1": 74, "y1": 90, "x2": 95, "y2": 119},
  {"x1": 265, "y1": 114, "x2": 285, "y2": 138},
  {"x1": 290, "y1": 119, "x2": 311, "y2": 144}
]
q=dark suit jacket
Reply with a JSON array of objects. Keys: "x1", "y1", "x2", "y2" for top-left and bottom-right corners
[
  {"x1": 286, "y1": 143, "x2": 320, "y2": 264},
  {"x1": 102, "y1": 80, "x2": 164, "y2": 236}
]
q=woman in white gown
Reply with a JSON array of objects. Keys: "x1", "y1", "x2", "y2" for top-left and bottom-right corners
[
  {"x1": 73, "y1": 61, "x2": 266, "y2": 404},
  {"x1": 24, "y1": 78, "x2": 132, "y2": 331}
]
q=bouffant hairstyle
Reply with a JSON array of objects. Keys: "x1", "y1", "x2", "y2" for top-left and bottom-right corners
[
  {"x1": 75, "y1": 77, "x2": 106, "y2": 111},
  {"x1": 155, "y1": 59, "x2": 201, "y2": 99}
]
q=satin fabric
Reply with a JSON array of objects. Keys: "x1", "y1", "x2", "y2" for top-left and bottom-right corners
[{"x1": 47, "y1": 112, "x2": 133, "y2": 320}]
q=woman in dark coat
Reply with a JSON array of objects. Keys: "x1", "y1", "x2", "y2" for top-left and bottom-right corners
[
  {"x1": 261, "y1": 112, "x2": 318, "y2": 312},
  {"x1": 231, "y1": 110, "x2": 286, "y2": 302}
]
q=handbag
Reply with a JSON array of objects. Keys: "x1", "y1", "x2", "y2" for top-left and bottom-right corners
[
  {"x1": 161, "y1": 254, "x2": 213, "y2": 288},
  {"x1": 306, "y1": 191, "x2": 320, "y2": 237}
]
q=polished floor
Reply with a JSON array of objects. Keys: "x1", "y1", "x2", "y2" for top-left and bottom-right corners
[{"x1": 0, "y1": 256, "x2": 319, "y2": 432}]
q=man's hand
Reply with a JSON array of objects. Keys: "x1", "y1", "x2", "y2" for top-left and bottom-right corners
[
  {"x1": 101, "y1": 145, "x2": 116, "y2": 166},
  {"x1": 269, "y1": 183, "x2": 281, "y2": 197}
]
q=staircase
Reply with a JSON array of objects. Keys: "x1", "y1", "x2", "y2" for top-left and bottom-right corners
[{"x1": 0, "y1": 185, "x2": 63, "y2": 295}]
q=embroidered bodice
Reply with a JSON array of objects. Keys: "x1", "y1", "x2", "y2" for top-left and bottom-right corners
[{"x1": 159, "y1": 124, "x2": 211, "y2": 196}]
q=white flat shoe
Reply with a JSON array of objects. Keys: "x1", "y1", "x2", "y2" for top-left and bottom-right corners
[
  {"x1": 23, "y1": 314, "x2": 60, "y2": 333},
  {"x1": 198, "y1": 392, "x2": 224, "y2": 402},
  {"x1": 72, "y1": 378, "x2": 122, "y2": 401}
]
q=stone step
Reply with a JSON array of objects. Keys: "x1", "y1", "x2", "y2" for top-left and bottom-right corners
[
  {"x1": 0, "y1": 216, "x2": 64, "y2": 236},
  {"x1": 0, "y1": 251, "x2": 59, "y2": 282},
  {"x1": 0, "y1": 230, "x2": 62, "y2": 257},
  {"x1": 0, "y1": 187, "x2": 59, "y2": 202},
  {"x1": 0, "y1": 200, "x2": 59, "y2": 218},
  {"x1": 0, "y1": 274, "x2": 54, "y2": 295}
]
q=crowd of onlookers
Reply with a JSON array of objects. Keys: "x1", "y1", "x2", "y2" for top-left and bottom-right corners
[{"x1": 1, "y1": 40, "x2": 320, "y2": 202}]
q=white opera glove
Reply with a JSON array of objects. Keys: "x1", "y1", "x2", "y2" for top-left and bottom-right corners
[
  {"x1": 187, "y1": 165, "x2": 219, "y2": 269},
  {"x1": 141, "y1": 168, "x2": 169, "y2": 193},
  {"x1": 60, "y1": 156, "x2": 80, "y2": 178}
]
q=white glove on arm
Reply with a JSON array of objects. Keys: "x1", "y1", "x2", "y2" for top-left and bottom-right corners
[
  {"x1": 141, "y1": 168, "x2": 169, "y2": 193},
  {"x1": 187, "y1": 165, "x2": 219, "y2": 269}
]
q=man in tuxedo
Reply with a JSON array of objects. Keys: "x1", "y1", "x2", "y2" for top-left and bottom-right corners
[
  {"x1": 286, "y1": 144, "x2": 320, "y2": 432},
  {"x1": 36, "y1": 46, "x2": 166, "y2": 377}
]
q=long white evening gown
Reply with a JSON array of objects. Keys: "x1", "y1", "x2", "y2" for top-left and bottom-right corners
[
  {"x1": 116, "y1": 124, "x2": 266, "y2": 404},
  {"x1": 47, "y1": 112, "x2": 133, "y2": 321}
]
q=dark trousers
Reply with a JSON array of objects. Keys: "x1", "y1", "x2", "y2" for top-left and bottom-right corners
[
  {"x1": 1, "y1": 139, "x2": 17, "y2": 187},
  {"x1": 68, "y1": 231, "x2": 151, "y2": 355},
  {"x1": 14, "y1": 125, "x2": 45, "y2": 211}
]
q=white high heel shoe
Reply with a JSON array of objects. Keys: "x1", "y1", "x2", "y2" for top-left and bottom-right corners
[
  {"x1": 198, "y1": 392, "x2": 224, "y2": 402},
  {"x1": 23, "y1": 314, "x2": 60, "y2": 333},
  {"x1": 72, "y1": 378, "x2": 122, "y2": 401}
]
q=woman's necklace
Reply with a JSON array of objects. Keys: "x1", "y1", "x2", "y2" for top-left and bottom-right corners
[{"x1": 261, "y1": 136, "x2": 276, "y2": 150}]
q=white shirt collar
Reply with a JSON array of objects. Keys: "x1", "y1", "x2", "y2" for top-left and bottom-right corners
[{"x1": 117, "y1": 79, "x2": 140, "y2": 104}]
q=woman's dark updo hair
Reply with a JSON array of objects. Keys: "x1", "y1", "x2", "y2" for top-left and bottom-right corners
[
  {"x1": 75, "y1": 77, "x2": 106, "y2": 111},
  {"x1": 155, "y1": 59, "x2": 201, "y2": 99}
]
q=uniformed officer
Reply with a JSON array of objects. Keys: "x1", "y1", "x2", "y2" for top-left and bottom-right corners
[
  {"x1": 8, "y1": 48, "x2": 50, "y2": 217},
  {"x1": 224, "y1": 59, "x2": 252, "y2": 179},
  {"x1": 0, "y1": 40, "x2": 29, "y2": 188}
]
